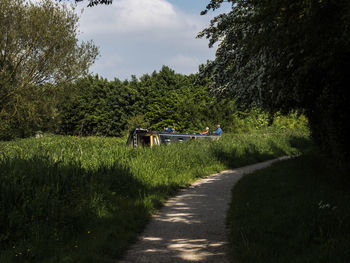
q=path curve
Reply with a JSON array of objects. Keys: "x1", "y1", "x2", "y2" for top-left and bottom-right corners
[{"x1": 118, "y1": 156, "x2": 290, "y2": 263}]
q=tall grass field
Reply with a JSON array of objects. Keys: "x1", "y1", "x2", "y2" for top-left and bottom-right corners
[{"x1": 0, "y1": 131, "x2": 310, "y2": 262}]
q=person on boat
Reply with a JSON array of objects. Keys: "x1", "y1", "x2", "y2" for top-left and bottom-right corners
[
  {"x1": 200, "y1": 127, "x2": 210, "y2": 135},
  {"x1": 213, "y1": 124, "x2": 222, "y2": 136}
]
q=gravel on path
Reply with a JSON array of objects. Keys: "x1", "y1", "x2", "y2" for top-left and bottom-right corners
[{"x1": 118, "y1": 156, "x2": 290, "y2": 263}]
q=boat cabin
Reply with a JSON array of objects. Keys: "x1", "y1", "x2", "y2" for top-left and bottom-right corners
[{"x1": 126, "y1": 128, "x2": 220, "y2": 148}]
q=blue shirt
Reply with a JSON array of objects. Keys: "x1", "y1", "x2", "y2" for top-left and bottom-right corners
[{"x1": 213, "y1": 127, "x2": 222, "y2": 136}]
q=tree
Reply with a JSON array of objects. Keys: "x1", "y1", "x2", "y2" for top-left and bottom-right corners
[
  {"x1": 60, "y1": 0, "x2": 112, "y2": 7},
  {"x1": 59, "y1": 75, "x2": 141, "y2": 136},
  {"x1": 0, "y1": 0, "x2": 99, "y2": 139},
  {"x1": 58, "y1": 66, "x2": 233, "y2": 136},
  {"x1": 200, "y1": 0, "x2": 350, "y2": 165}
]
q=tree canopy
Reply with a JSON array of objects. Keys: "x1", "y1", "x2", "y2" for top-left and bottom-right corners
[
  {"x1": 0, "y1": 0, "x2": 99, "y2": 139},
  {"x1": 200, "y1": 0, "x2": 350, "y2": 165},
  {"x1": 61, "y1": 0, "x2": 112, "y2": 7},
  {"x1": 58, "y1": 66, "x2": 236, "y2": 136}
]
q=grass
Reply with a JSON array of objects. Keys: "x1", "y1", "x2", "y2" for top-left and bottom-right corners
[
  {"x1": 0, "y1": 130, "x2": 310, "y2": 262},
  {"x1": 227, "y1": 151, "x2": 350, "y2": 263}
]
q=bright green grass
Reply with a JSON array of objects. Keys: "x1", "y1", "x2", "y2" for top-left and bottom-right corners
[
  {"x1": 0, "y1": 131, "x2": 310, "y2": 262},
  {"x1": 227, "y1": 152, "x2": 350, "y2": 263}
]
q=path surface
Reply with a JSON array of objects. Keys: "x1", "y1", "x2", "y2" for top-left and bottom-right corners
[{"x1": 119, "y1": 157, "x2": 289, "y2": 263}]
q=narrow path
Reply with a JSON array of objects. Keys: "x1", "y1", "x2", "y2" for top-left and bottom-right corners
[{"x1": 119, "y1": 157, "x2": 290, "y2": 263}]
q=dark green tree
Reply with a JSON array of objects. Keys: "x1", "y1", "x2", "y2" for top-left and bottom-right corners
[
  {"x1": 59, "y1": 76, "x2": 139, "y2": 136},
  {"x1": 200, "y1": 0, "x2": 350, "y2": 165},
  {"x1": 141, "y1": 67, "x2": 212, "y2": 132},
  {"x1": 0, "y1": 0, "x2": 98, "y2": 139},
  {"x1": 59, "y1": 66, "x2": 242, "y2": 136}
]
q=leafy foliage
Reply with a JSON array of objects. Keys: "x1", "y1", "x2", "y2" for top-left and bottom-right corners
[
  {"x1": 58, "y1": 65, "x2": 309, "y2": 137},
  {"x1": 0, "y1": 0, "x2": 98, "y2": 140},
  {"x1": 200, "y1": 0, "x2": 350, "y2": 165},
  {"x1": 59, "y1": 76, "x2": 140, "y2": 136},
  {"x1": 58, "y1": 66, "x2": 241, "y2": 136},
  {"x1": 72, "y1": 0, "x2": 112, "y2": 7}
]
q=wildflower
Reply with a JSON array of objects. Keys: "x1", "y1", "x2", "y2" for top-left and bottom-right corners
[{"x1": 318, "y1": 200, "x2": 336, "y2": 210}]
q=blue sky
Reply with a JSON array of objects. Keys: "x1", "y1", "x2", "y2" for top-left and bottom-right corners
[
  {"x1": 74, "y1": 0, "x2": 231, "y2": 80},
  {"x1": 167, "y1": 0, "x2": 208, "y2": 13}
]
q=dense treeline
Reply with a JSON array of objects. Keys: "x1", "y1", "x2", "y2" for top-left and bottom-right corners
[
  {"x1": 1, "y1": 60, "x2": 306, "y2": 140},
  {"x1": 57, "y1": 66, "x2": 308, "y2": 137},
  {"x1": 58, "y1": 66, "x2": 243, "y2": 136}
]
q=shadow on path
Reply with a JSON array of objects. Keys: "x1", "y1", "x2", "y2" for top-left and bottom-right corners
[{"x1": 119, "y1": 157, "x2": 289, "y2": 263}]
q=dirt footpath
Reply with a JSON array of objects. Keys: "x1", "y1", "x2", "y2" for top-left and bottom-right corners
[{"x1": 119, "y1": 157, "x2": 289, "y2": 263}]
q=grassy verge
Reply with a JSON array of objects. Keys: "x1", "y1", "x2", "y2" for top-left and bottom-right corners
[
  {"x1": 227, "y1": 152, "x2": 350, "y2": 263},
  {"x1": 0, "y1": 131, "x2": 310, "y2": 262}
]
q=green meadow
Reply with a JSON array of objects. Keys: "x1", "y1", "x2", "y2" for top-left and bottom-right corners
[{"x1": 0, "y1": 131, "x2": 310, "y2": 262}]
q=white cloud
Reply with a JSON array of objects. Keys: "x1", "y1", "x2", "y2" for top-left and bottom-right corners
[
  {"x1": 78, "y1": 0, "x2": 205, "y2": 35},
  {"x1": 75, "y1": 0, "x2": 216, "y2": 79},
  {"x1": 167, "y1": 55, "x2": 201, "y2": 74},
  {"x1": 114, "y1": 0, "x2": 178, "y2": 31}
]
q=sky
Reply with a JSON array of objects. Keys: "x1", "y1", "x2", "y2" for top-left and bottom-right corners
[{"x1": 73, "y1": 0, "x2": 231, "y2": 80}]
